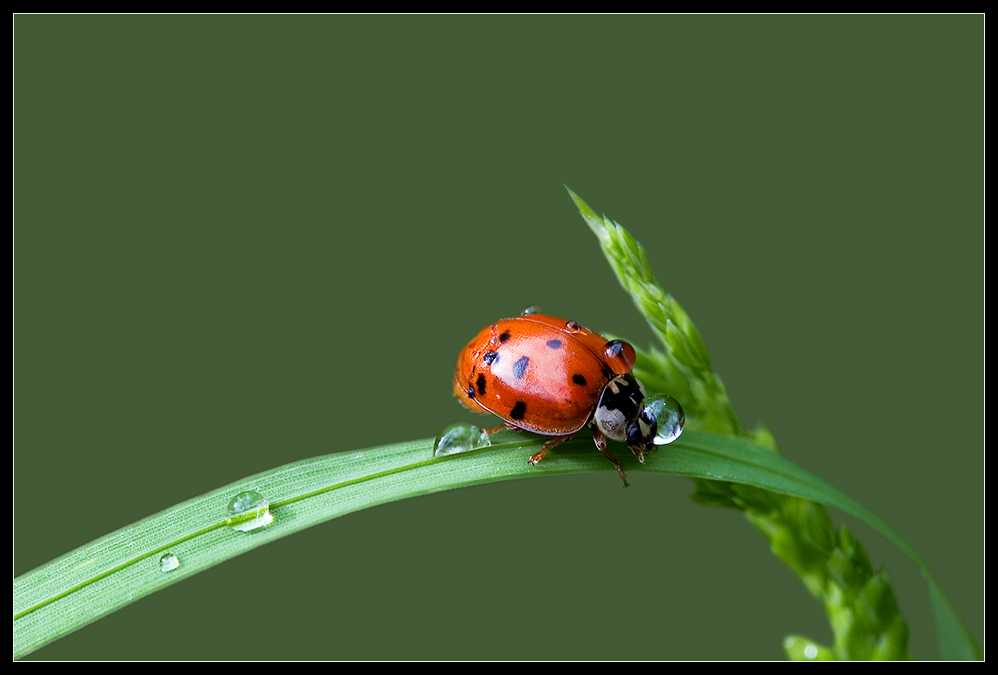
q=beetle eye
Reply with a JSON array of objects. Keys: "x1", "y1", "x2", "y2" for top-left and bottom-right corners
[{"x1": 603, "y1": 339, "x2": 636, "y2": 374}]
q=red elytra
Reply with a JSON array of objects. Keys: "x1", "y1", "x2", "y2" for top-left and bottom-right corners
[{"x1": 453, "y1": 313, "x2": 637, "y2": 483}]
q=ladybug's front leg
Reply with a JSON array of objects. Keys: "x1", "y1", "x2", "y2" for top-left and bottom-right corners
[
  {"x1": 591, "y1": 427, "x2": 630, "y2": 488},
  {"x1": 527, "y1": 434, "x2": 574, "y2": 466}
]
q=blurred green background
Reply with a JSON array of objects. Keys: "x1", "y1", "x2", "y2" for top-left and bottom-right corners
[{"x1": 15, "y1": 15, "x2": 982, "y2": 660}]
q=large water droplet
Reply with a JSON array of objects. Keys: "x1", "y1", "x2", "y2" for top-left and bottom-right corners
[
  {"x1": 642, "y1": 394, "x2": 685, "y2": 445},
  {"x1": 225, "y1": 489, "x2": 274, "y2": 532},
  {"x1": 159, "y1": 553, "x2": 180, "y2": 572},
  {"x1": 433, "y1": 423, "x2": 492, "y2": 457}
]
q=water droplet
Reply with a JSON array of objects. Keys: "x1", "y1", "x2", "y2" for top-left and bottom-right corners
[
  {"x1": 521, "y1": 305, "x2": 542, "y2": 315},
  {"x1": 803, "y1": 643, "x2": 819, "y2": 660},
  {"x1": 225, "y1": 489, "x2": 274, "y2": 532},
  {"x1": 159, "y1": 553, "x2": 180, "y2": 572},
  {"x1": 642, "y1": 394, "x2": 685, "y2": 445},
  {"x1": 433, "y1": 423, "x2": 492, "y2": 457}
]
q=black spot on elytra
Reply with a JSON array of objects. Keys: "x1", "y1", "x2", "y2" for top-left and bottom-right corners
[
  {"x1": 499, "y1": 332, "x2": 511, "y2": 343},
  {"x1": 476, "y1": 374, "x2": 487, "y2": 396},
  {"x1": 572, "y1": 374, "x2": 587, "y2": 386},
  {"x1": 483, "y1": 350, "x2": 498, "y2": 365},
  {"x1": 512, "y1": 356, "x2": 529, "y2": 379},
  {"x1": 510, "y1": 401, "x2": 526, "y2": 420},
  {"x1": 546, "y1": 339, "x2": 563, "y2": 349}
]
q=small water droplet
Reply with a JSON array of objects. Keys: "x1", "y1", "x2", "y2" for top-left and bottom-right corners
[
  {"x1": 433, "y1": 423, "x2": 492, "y2": 457},
  {"x1": 783, "y1": 634, "x2": 833, "y2": 661},
  {"x1": 159, "y1": 553, "x2": 180, "y2": 572},
  {"x1": 225, "y1": 489, "x2": 274, "y2": 532},
  {"x1": 521, "y1": 305, "x2": 542, "y2": 315},
  {"x1": 642, "y1": 394, "x2": 685, "y2": 445}
]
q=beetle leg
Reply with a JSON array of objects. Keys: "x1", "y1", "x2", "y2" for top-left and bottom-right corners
[
  {"x1": 528, "y1": 434, "x2": 573, "y2": 466},
  {"x1": 628, "y1": 444, "x2": 647, "y2": 463},
  {"x1": 592, "y1": 427, "x2": 630, "y2": 488}
]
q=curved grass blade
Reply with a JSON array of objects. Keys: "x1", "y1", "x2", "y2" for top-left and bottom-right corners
[
  {"x1": 12, "y1": 432, "x2": 613, "y2": 660},
  {"x1": 13, "y1": 429, "x2": 975, "y2": 659}
]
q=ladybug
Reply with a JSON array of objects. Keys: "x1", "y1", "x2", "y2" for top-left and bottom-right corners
[{"x1": 453, "y1": 311, "x2": 666, "y2": 486}]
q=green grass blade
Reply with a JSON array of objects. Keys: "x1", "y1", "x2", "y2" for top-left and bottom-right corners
[
  {"x1": 646, "y1": 432, "x2": 916, "y2": 561},
  {"x1": 928, "y1": 577, "x2": 983, "y2": 661},
  {"x1": 11, "y1": 432, "x2": 614, "y2": 659},
  {"x1": 13, "y1": 428, "x2": 976, "y2": 659}
]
